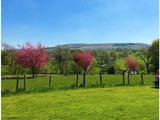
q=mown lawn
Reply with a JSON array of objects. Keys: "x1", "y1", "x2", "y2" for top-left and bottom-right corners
[{"x1": 2, "y1": 86, "x2": 158, "y2": 120}]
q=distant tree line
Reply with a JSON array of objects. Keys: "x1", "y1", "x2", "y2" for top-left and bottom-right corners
[{"x1": 1, "y1": 39, "x2": 159, "y2": 76}]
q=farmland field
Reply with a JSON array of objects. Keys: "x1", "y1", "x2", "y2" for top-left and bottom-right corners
[
  {"x1": 2, "y1": 86, "x2": 158, "y2": 120},
  {"x1": 2, "y1": 74, "x2": 154, "y2": 94}
]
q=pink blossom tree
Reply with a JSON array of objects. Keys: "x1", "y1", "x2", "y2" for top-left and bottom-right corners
[
  {"x1": 73, "y1": 51, "x2": 94, "y2": 86},
  {"x1": 16, "y1": 42, "x2": 50, "y2": 77},
  {"x1": 125, "y1": 56, "x2": 139, "y2": 73}
]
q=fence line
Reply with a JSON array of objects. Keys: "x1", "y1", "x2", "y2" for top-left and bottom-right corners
[{"x1": 2, "y1": 74, "x2": 154, "y2": 92}]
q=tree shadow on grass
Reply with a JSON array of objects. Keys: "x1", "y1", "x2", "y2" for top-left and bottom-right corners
[
  {"x1": 1, "y1": 88, "x2": 28, "y2": 97},
  {"x1": 1, "y1": 83, "x2": 106, "y2": 96},
  {"x1": 2, "y1": 84, "x2": 158, "y2": 97},
  {"x1": 150, "y1": 86, "x2": 159, "y2": 89}
]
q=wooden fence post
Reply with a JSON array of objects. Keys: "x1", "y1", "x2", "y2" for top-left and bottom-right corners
[
  {"x1": 49, "y1": 75, "x2": 52, "y2": 88},
  {"x1": 141, "y1": 73, "x2": 144, "y2": 84},
  {"x1": 122, "y1": 72, "x2": 125, "y2": 85},
  {"x1": 16, "y1": 76, "x2": 19, "y2": 91},
  {"x1": 24, "y1": 75, "x2": 26, "y2": 90},
  {"x1": 99, "y1": 72, "x2": 102, "y2": 85},
  {"x1": 76, "y1": 74, "x2": 78, "y2": 85},
  {"x1": 128, "y1": 73, "x2": 130, "y2": 84}
]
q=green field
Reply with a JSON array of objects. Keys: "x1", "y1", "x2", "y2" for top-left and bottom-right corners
[
  {"x1": 2, "y1": 74, "x2": 154, "y2": 95},
  {"x1": 2, "y1": 86, "x2": 158, "y2": 120}
]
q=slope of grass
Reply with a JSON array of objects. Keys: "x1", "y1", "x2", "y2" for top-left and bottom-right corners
[
  {"x1": 2, "y1": 86, "x2": 158, "y2": 120},
  {"x1": 115, "y1": 59, "x2": 126, "y2": 70}
]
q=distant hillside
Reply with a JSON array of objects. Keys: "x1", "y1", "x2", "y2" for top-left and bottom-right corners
[{"x1": 47, "y1": 43, "x2": 150, "y2": 50}]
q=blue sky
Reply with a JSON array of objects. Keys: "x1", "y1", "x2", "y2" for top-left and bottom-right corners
[{"x1": 2, "y1": 0, "x2": 159, "y2": 48}]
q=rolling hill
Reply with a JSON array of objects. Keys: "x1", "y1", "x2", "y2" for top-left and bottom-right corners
[{"x1": 47, "y1": 43, "x2": 150, "y2": 50}]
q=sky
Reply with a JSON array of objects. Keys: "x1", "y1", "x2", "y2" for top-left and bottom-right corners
[{"x1": 2, "y1": 0, "x2": 159, "y2": 48}]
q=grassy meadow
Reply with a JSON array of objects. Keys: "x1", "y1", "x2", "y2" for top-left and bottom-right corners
[
  {"x1": 2, "y1": 74, "x2": 158, "y2": 119},
  {"x1": 2, "y1": 74, "x2": 154, "y2": 94},
  {"x1": 2, "y1": 86, "x2": 158, "y2": 120}
]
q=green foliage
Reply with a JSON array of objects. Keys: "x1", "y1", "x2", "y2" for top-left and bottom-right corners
[
  {"x1": 149, "y1": 39, "x2": 159, "y2": 72},
  {"x1": 135, "y1": 48, "x2": 151, "y2": 74},
  {"x1": 2, "y1": 40, "x2": 157, "y2": 76},
  {"x1": 115, "y1": 59, "x2": 126, "y2": 71},
  {"x1": 52, "y1": 46, "x2": 72, "y2": 74},
  {"x1": 2, "y1": 65, "x2": 29, "y2": 75},
  {"x1": 2, "y1": 65, "x2": 9, "y2": 75},
  {"x1": 107, "y1": 65, "x2": 116, "y2": 74}
]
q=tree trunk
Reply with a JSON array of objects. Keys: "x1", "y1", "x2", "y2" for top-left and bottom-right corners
[
  {"x1": 32, "y1": 67, "x2": 35, "y2": 78},
  {"x1": 141, "y1": 73, "x2": 144, "y2": 84},
  {"x1": 83, "y1": 73, "x2": 86, "y2": 86},
  {"x1": 146, "y1": 65, "x2": 150, "y2": 75},
  {"x1": 32, "y1": 71, "x2": 35, "y2": 78}
]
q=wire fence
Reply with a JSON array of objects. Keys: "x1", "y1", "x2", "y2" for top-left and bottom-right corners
[{"x1": 2, "y1": 74, "x2": 155, "y2": 93}]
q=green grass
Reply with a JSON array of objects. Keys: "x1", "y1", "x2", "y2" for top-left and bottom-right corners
[
  {"x1": 2, "y1": 74, "x2": 154, "y2": 95},
  {"x1": 2, "y1": 86, "x2": 158, "y2": 120},
  {"x1": 115, "y1": 59, "x2": 126, "y2": 70}
]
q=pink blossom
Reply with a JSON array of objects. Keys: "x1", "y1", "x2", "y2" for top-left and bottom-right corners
[
  {"x1": 125, "y1": 56, "x2": 139, "y2": 71},
  {"x1": 73, "y1": 51, "x2": 94, "y2": 72},
  {"x1": 16, "y1": 42, "x2": 50, "y2": 69}
]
